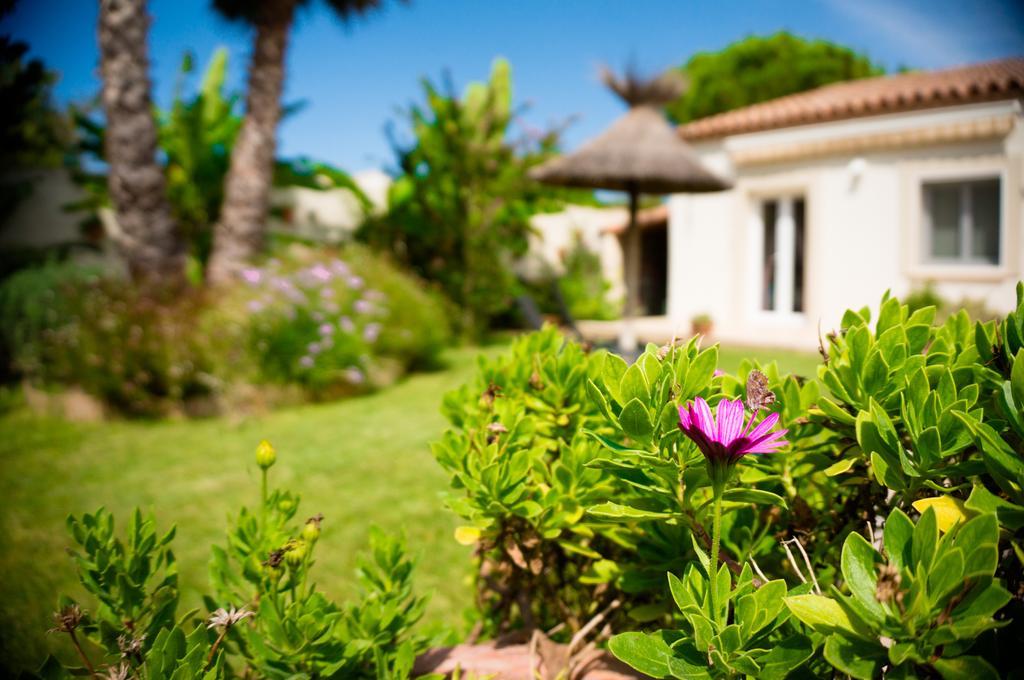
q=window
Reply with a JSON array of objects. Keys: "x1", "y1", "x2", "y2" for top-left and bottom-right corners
[
  {"x1": 758, "y1": 196, "x2": 806, "y2": 314},
  {"x1": 923, "y1": 178, "x2": 1001, "y2": 265}
]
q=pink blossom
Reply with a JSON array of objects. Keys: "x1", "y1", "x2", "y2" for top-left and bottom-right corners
[
  {"x1": 363, "y1": 322, "x2": 381, "y2": 342},
  {"x1": 344, "y1": 367, "x2": 365, "y2": 384},
  {"x1": 299, "y1": 356, "x2": 315, "y2": 368},
  {"x1": 339, "y1": 316, "x2": 355, "y2": 333},
  {"x1": 678, "y1": 397, "x2": 787, "y2": 466},
  {"x1": 241, "y1": 268, "x2": 263, "y2": 285},
  {"x1": 319, "y1": 323, "x2": 334, "y2": 336},
  {"x1": 309, "y1": 264, "x2": 332, "y2": 282}
]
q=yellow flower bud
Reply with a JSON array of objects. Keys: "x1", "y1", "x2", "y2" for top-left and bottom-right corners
[{"x1": 255, "y1": 440, "x2": 276, "y2": 469}]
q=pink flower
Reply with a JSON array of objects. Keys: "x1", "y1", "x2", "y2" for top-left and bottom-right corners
[
  {"x1": 309, "y1": 264, "x2": 332, "y2": 282},
  {"x1": 678, "y1": 397, "x2": 787, "y2": 467},
  {"x1": 299, "y1": 356, "x2": 314, "y2": 369},
  {"x1": 344, "y1": 367, "x2": 365, "y2": 384},
  {"x1": 241, "y1": 268, "x2": 262, "y2": 285}
]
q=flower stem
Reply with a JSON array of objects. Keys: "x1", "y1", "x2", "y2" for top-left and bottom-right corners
[
  {"x1": 204, "y1": 627, "x2": 228, "y2": 672},
  {"x1": 708, "y1": 490, "x2": 724, "y2": 626},
  {"x1": 260, "y1": 468, "x2": 268, "y2": 532},
  {"x1": 67, "y1": 630, "x2": 96, "y2": 677}
]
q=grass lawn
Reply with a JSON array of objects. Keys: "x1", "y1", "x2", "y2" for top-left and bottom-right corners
[{"x1": 0, "y1": 337, "x2": 818, "y2": 673}]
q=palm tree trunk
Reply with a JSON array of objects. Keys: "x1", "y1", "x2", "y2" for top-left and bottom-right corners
[
  {"x1": 98, "y1": 0, "x2": 184, "y2": 284},
  {"x1": 206, "y1": 2, "x2": 295, "y2": 286}
]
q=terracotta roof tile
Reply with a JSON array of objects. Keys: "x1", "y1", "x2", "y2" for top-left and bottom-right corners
[{"x1": 678, "y1": 57, "x2": 1024, "y2": 141}]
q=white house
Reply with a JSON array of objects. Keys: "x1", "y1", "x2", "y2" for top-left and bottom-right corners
[{"x1": 568, "y1": 57, "x2": 1024, "y2": 350}]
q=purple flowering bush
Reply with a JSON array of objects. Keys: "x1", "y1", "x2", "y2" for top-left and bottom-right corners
[{"x1": 217, "y1": 245, "x2": 449, "y2": 396}]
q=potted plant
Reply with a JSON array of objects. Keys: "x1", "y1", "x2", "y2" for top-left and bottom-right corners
[{"x1": 691, "y1": 312, "x2": 713, "y2": 337}]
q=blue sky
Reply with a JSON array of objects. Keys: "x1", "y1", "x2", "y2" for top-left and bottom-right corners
[{"x1": 4, "y1": 0, "x2": 1023, "y2": 172}]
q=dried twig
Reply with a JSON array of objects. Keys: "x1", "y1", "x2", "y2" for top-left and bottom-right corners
[
  {"x1": 568, "y1": 599, "x2": 621, "y2": 657},
  {"x1": 749, "y1": 556, "x2": 771, "y2": 584},
  {"x1": 784, "y1": 537, "x2": 821, "y2": 594}
]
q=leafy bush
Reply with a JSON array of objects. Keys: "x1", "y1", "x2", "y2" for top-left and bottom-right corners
[
  {"x1": 4, "y1": 245, "x2": 448, "y2": 414},
  {"x1": 214, "y1": 244, "x2": 450, "y2": 396},
  {"x1": 2, "y1": 266, "x2": 215, "y2": 416},
  {"x1": 0, "y1": 259, "x2": 101, "y2": 381},
  {"x1": 35, "y1": 441, "x2": 431, "y2": 679},
  {"x1": 527, "y1": 234, "x2": 618, "y2": 322},
  {"x1": 435, "y1": 285, "x2": 1024, "y2": 677}
]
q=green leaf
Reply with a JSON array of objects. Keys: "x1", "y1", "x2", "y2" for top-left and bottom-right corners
[
  {"x1": 1011, "y1": 348, "x2": 1024, "y2": 404},
  {"x1": 841, "y1": 533, "x2": 884, "y2": 619},
  {"x1": 681, "y1": 346, "x2": 719, "y2": 399},
  {"x1": 927, "y1": 547, "x2": 965, "y2": 603},
  {"x1": 824, "y1": 458, "x2": 856, "y2": 476},
  {"x1": 608, "y1": 632, "x2": 675, "y2": 678},
  {"x1": 870, "y1": 451, "x2": 906, "y2": 491},
  {"x1": 823, "y1": 635, "x2": 886, "y2": 680},
  {"x1": 952, "y1": 513, "x2": 999, "y2": 579},
  {"x1": 818, "y1": 397, "x2": 857, "y2": 426},
  {"x1": 618, "y1": 398, "x2": 655, "y2": 439},
  {"x1": 720, "y1": 488, "x2": 788, "y2": 509},
  {"x1": 883, "y1": 508, "x2": 914, "y2": 572},
  {"x1": 586, "y1": 379, "x2": 616, "y2": 423},
  {"x1": 965, "y1": 483, "x2": 1024, "y2": 531},
  {"x1": 602, "y1": 353, "x2": 628, "y2": 405},
  {"x1": 757, "y1": 635, "x2": 814, "y2": 680},
  {"x1": 587, "y1": 502, "x2": 673, "y2": 521},
  {"x1": 913, "y1": 507, "x2": 939, "y2": 570},
  {"x1": 620, "y1": 363, "x2": 650, "y2": 405},
  {"x1": 784, "y1": 594, "x2": 863, "y2": 637},
  {"x1": 933, "y1": 655, "x2": 1000, "y2": 680}
]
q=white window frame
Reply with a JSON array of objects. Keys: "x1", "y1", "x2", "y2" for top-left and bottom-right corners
[
  {"x1": 748, "y1": 194, "x2": 807, "y2": 323},
  {"x1": 907, "y1": 165, "x2": 1009, "y2": 281},
  {"x1": 922, "y1": 177, "x2": 1003, "y2": 267}
]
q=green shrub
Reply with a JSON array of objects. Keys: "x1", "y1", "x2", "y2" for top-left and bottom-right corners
[
  {"x1": 35, "y1": 441, "x2": 431, "y2": 679},
  {"x1": 2, "y1": 265, "x2": 214, "y2": 416},
  {"x1": 0, "y1": 259, "x2": 101, "y2": 380},
  {"x1": 435, "y1": 285, "x2": 1024, "y2": 677}
]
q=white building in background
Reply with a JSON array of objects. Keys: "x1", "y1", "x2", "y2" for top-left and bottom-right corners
[
  {"x1": 535, "y1": 57, "x2": 1024, "y2": 350},
  {"x1": 270, "y1": 168, "x2": 391, "y2": 243},
  {"x1": 1, "y1": 167, "x2": 390, "y2": 256},
  {"x1": 525, "y1": 205, "x2": 628, "y2": 301}
]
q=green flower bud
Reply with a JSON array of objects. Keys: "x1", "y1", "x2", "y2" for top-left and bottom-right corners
[
  {"x1": 284, "y1": 541, "x2": 306, "y2": 568},
  {"x1": 302, "y1": 517, "x2": 322, "y2": 544},
  {"x1": 255, "y1": 440, "x2": 276, "y2": 469}
]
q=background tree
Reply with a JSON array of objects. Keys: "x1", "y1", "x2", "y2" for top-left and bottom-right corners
[
  {"x1": 360, "y1": 59, "x2": 581, "y2": 335},
  {"x1": 97, "y1": 0, "x2": 185, "y2": 283},
  {"x1": 667, "y1": 32, "x2": 885, "y2": 123},
  {"x1": 206, "y1": 0, "x2": 387, "y2": 285},
  {"x1": 0, "y1": 35, "x2": 71, "y2": 223},
  {"x1": 69, "y1": 47, "x2": 368, "y2": 279}
]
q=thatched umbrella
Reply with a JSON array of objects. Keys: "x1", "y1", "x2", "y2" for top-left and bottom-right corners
[{"x1": 530, "y1": 69, "x2": 730, "y2": 352}]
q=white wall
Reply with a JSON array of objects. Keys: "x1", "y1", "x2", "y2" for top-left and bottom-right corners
[
  {"x1": 668, "y1": 101, "x2": 1024, "y2": 350},
  {"x1": 525, "y1": 205, "x2": 626, "y2": 302}
]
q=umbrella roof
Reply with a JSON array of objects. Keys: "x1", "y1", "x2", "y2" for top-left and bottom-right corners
[{"x1": 530, "y1": 104, "x2": 731, "y2": 194}]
